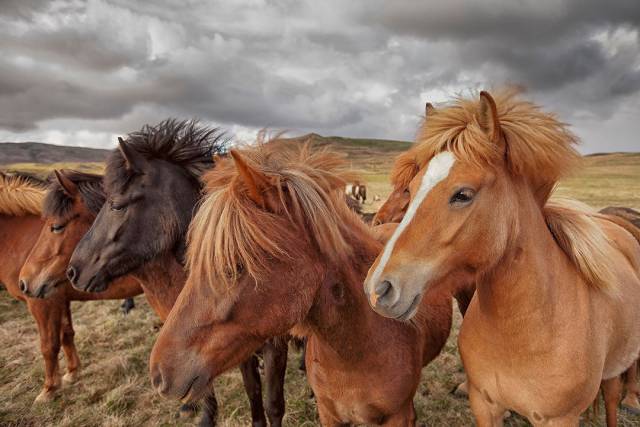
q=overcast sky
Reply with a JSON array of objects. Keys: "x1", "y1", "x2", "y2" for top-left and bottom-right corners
[{"x1": 0, "y1": 0, "x2": 639, "y2": 153}]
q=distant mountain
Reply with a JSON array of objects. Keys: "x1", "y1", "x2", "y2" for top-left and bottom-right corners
[{"x1": 0, "y1": 142, "x2": 110, "y2": 165}]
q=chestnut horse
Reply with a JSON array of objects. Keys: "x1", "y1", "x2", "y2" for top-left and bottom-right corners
[
  {"x1": 364, "y1": 89, "x2": 640, "y2": 426},
  {"x1": 67, "y1": 119, "x2": 288, "y2": 427},
  {"x1": 149, "y1": 142, "x2": 453, "y2": 425},
  {"x1": 0, "y1": 172, "x2": 141, "y2": 403}
]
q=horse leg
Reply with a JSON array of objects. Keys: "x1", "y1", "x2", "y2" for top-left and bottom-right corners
[
  {"x1": 239, "y1": 354, "x2": 267, "y2": 427},
  {"x1": 452, "y1": 285, "x2": 475, "y2": 398},
  {"x1": 196, "y1": 387, "x2": 219, "y2": 427},
  {"x1": 468, "y1": 384, "x2": 505, "y2": 427},
  {"x1": 381, "y1": 401, "x2": 416, "y2": 426},
  {"x1": 602, "y1": 376, "x2": 622, "y2": 427},
  {"x1": 120, "y1": 298, "x2": 135, "y2": 315},
  {"x1": 60, "y1": 300, "x2": 81, "y2": 385},
  {"x1": 27, "y1": 297, "x2": 63, "y2": 403},
  {"x1": 263, "y1": 338, "x2": 288, "y2": 427},
  {"x1": 299, "y1": 337, "x2": 307, "y2": 372},
  {"x1": 622, "y1": 360, "x2": 640, "y2": 413},
  {"x1": 317, "y1": 398, "x2": 348, "y2": 427}
]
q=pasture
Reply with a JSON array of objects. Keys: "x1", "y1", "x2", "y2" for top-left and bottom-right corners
[{"x1": 1, "y1": 143, "x2": 639, "y2": 427}]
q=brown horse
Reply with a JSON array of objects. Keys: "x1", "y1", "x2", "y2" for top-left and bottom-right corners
[
  {"x1": 149, "y1": 142, "x2": 453, "y2": 425},
  {"x1": 364, "y1": 89, "x2": 640, "y2": 426},
  {"x1": 67, "y1": 119, "x2": 288, "y2": 427},
  {"x1": 0, "y1": 172, "x2": 142, "y2": 403}
]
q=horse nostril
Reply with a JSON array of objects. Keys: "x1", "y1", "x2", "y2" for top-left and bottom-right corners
[
  {"x1": 375, "y1": 280, "x2": 395, "y2": 307},
  {"x1": 66, "y1": 266, "x2": 77, "y2": 284},
  {"x1": 19, "y1": 279, "x2": 28, "y2": 294}
]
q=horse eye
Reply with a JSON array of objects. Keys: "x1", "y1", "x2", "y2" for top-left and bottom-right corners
[
  {"x1": 110, "y1": 202, "x2": 126, "y2": 212},
  {"x1": 449, "y1": 188, "x2": 476, "y2": 206},
  {"x1": 51, "y1": 224, "x2": 65, "y2": 234}
]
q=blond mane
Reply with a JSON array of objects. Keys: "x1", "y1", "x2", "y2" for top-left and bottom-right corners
[
  {"x1": 0, "y1": 172, "x2": 46, "y2": 216},
  {"x1": 187, "y1": 141, "x2": 367, "y2": 291},
  {"x1": 410, "y1": 88, "x2": 580, "y2": 201},
  {"x1": 544, "y1": 198, "x2": 627, "y2": 294}
]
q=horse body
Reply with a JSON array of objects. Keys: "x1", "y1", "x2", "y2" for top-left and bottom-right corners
[
  {"x1": 459, "y1": 198, "x2": 640, "y2": 424},
  {"x1": 364, "y1": 89, "x2": 640, "y2": 426},
  {"x1": 149, "y1": 143, "x2": 453, "y2": 426},
  {"x1": 67, "y1": 120, "x2": 288, "y2": 427},
  {"x1": 0, "y1": 173, "x2": 142, "y2": 403}
]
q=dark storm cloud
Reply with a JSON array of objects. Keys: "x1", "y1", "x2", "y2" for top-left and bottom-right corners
[{"x1": 0, "y1": 0, "x2": 638, "y2": 153}]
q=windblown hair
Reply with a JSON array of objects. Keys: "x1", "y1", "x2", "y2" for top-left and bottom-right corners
[
  {"x1": 106, "y1": 119, "x2": 227, "y2": 193},
  {"x1": 544, "y1": 198, "x2": 632, "y2": 294},
  {"x1": 43, "y1": 171, "x2": 105, "y2": 218},
  {"x1": 389, "y1": 147, "x2": 420, "y2": 190},
  {"x1": 0, "y1": 172, "x2": 47, "y2": 216},
  {"x1": 411, "y1": 87, "x2": 580, "y2": 201},
  {"x1": 187, "y1": 141, "x2": 365, "y2": 291}
]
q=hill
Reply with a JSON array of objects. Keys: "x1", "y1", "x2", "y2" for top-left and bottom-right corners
[{"x1": 0, "y1": 142, "x2": 110, "y2": 165}]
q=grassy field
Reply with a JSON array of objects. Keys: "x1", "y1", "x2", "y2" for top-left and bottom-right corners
[{"x1": 1, "y1": 148, "x2": 639, "y2": 426}]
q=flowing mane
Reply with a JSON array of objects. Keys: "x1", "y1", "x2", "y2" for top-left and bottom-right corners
[
  {"x1": 106, "y1": 119, "x2": 227, "y2": 193},
  {"x1": 43, "y1": 171, "x2": 105, "y2": 218},
  {"x1": 187, "y1": 141, "x2": 368, "y2": 291},
  {"x1": 412, "y1": 88, "x2": 580, "y2": 200},
  {"x1": 0, "y1": 172, "x2": 47, "y2": 216}
]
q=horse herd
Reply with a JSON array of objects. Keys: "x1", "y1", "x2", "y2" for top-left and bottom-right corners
[{"x1": 1, "y1": 89, "x2": 640, "y2": 427}]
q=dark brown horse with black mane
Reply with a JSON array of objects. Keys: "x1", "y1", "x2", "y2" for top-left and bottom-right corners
[
  {"x1": 0, "y1": 172, "x2": 142, "y2": 403},
  {"x1": 149, "y1": 142, "x2": 454, "y2": 425},
  {"x1": 68, "y1": 119, "x2": 288, "y2": 427}
]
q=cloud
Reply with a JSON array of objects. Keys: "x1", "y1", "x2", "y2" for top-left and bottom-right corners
[{"x1": 0, "y1": 0, "x2": 638, "y2": 153}]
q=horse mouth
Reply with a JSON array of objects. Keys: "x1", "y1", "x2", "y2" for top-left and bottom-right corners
[
  {"x1": 83, "y1": 274, "x2": 109, "y2": 293},
  {"x1": 395, "y1": 294, "x2": 422, "y2": 322},
  {"x1": 179, "y1": 374, "x2": 210, "y2": 404},
  {"x1": 35, "y1": 279, "x2": 65, "y2": 299}
]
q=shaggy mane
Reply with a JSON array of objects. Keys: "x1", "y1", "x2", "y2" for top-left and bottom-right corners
[
  {"x1": 0, "y1": 172, "x2": 47, "y2": 216},
  {"x1": 43, "y1": 171, "x2": 105, "y2": 219},
  {"x1": 544, "y1": 198, "x2": 632, "y2": 294},
  {"x1": 106, "y1": 119, "x2": 227, "y2": 193},
  {"x1": 187, "y1": 141, "x2": 368, "y2": 291},
  {"x1": 411, "y1": 88, "x2": 580, "y2": 201}
]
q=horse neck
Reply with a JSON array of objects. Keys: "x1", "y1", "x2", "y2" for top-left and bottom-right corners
[
  {"x1": 475, "y1": 185, "x2": 576, "y2": 326},
  {"x1": 305, "y1": 217, "x2": 417, "y2": 366},
  {"x1": 133, "y1": 253, "x2": 186, "y2": 321},
  {"x1": 0, "y1": 214, "x2": 42, "y2": 291}
]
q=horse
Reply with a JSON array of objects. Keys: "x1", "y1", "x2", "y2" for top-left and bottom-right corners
[
  {"x1": 0, "y1": 172, "x2": 141, "y2": 403},
  {"x1": 346, "y1": 182, "x2": 367, "y2": 203},
  {"x1": 148, "y1": 142, "x2": 454, "y2": 425},
  {"x1": 364, "y1": 89, "x2": 640, "y2": 426},
  {"x1": 67, "y1": 119, "x2": 288, "y2": 427}
]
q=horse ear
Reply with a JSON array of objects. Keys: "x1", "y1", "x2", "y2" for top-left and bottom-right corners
[
  {"x1": 118, "y1": 137, "x2": 146, "y2": 173},
  {"x1": 479, "y1": 91, "x2": 501, "y2": 143},
  {"x1": 54, "y1": 170, "x2": 78, "y2": 198},
  {"x1": 230, "y1": 150, "x2": 271, "y2": 208},
  {"x1": 425, "y1": 102, "x2": 435, "y2": 116}
]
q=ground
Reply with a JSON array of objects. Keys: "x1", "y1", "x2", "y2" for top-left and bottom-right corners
[{"x1": 1, "y1": 143, "x2": 639, "y2": 426}]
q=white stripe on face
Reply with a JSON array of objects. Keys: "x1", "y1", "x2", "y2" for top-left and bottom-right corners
[{"x1": 368, "y1": 151, "x2": 456, "y2": 290}]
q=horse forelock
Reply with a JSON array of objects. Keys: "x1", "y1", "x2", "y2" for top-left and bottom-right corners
[
  {"x1": 105, "y1": 118, "x2": 227, "y2": 195},
  {"x1": 409, "y1": 87, "x2": 580, "y2": 202},
  {"x1": 187, "y1": 140, "x2": 373, "y2": 293}
]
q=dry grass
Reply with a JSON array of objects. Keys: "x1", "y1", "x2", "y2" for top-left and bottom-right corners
[{"x1": 1, "y1": 151, "x2": 639, "y2": 426}]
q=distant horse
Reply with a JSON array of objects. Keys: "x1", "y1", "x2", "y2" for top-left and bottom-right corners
[
  {"x1": 346, "y1": 182, "x2": 367, "y2": 203},
  {"x1": 364, "y1": 89, "x2": 640, "y2": 426},
  {"x1": 0, "y1": 172, "x2": 142, "y2": 403},
  {"x1": 67, "y1": 119, "x2": 288, "y2": 427},
  {"x1": 149, "y1": 142, "x2": 453, "y2": 425}
]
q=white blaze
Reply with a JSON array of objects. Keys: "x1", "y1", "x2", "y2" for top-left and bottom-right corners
[{"x1": 368, "y1": 151, "x2": 456, "y2": 288}]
